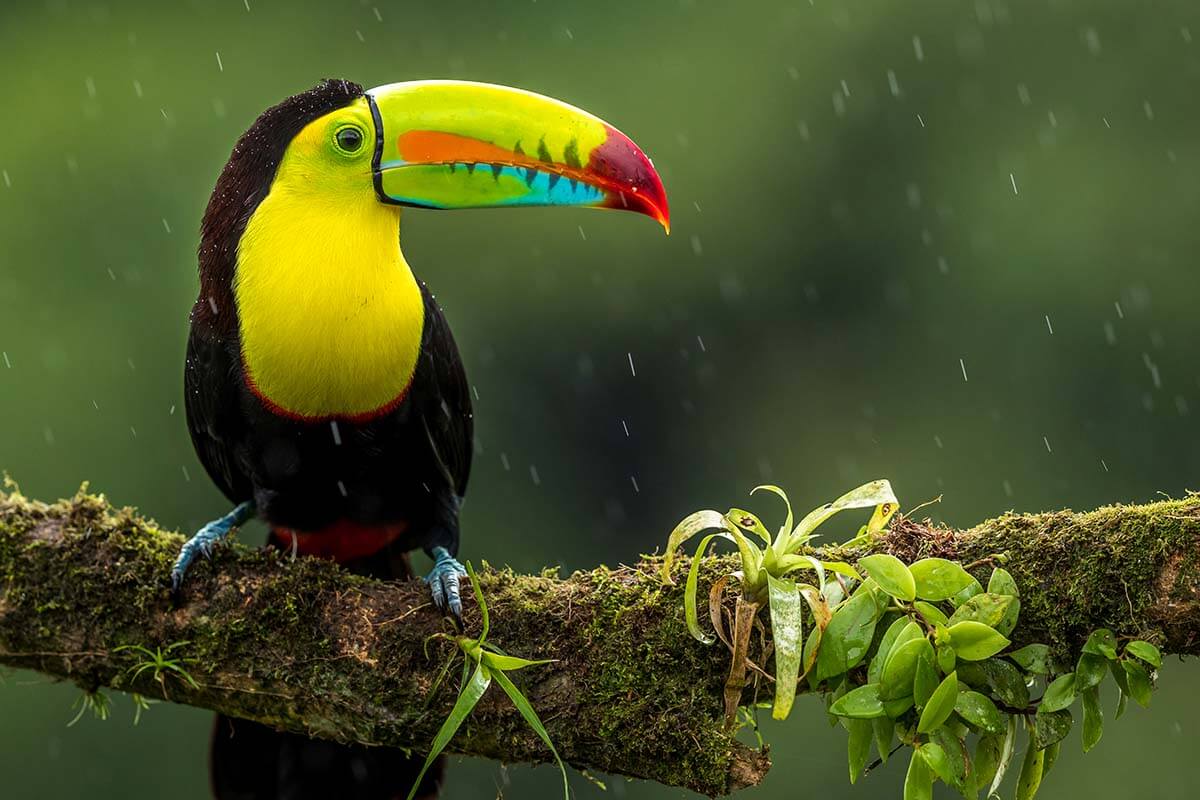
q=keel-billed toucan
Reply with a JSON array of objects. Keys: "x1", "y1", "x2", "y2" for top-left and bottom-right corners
[{"x1": 176, "y1": 79, "x2": 667, "y2": 798}]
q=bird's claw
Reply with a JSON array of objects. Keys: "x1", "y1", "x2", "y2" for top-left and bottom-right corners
[
  {"x1": 171, "y1": 501, "x2": 254, "y2": 597},
  {"x1": 425, "y1": 547, "x2": 467, "y2": 618}
]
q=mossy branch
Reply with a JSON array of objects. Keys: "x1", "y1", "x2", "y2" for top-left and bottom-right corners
[{"x1": 1, "y1": 486, "x2": 1198, "y2": 797}]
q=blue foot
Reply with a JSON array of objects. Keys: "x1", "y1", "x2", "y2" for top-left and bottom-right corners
[
  {"x1": 171, "y1": 501, "x2": 255, "y2": 593},
  {"x1": 425, "y1": 546, "x2": 467, "y2": 618}
]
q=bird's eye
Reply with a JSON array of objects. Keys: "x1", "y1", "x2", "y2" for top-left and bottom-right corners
[{"x1": 334, "y1": 125, "x2": 365, "y2": 155}]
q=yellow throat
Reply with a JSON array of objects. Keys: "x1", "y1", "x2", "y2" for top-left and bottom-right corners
[{"x1": 233, "y1": 124, "x2": 425, "y2": 420}]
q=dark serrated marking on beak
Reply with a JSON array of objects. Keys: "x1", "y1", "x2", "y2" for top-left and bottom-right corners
[
  {"x1": 563, "y1": 138, "x2": 581, "y2": 168},
  {"x1": 537, "y1": 137, "x2": 553, "y2": 163}
]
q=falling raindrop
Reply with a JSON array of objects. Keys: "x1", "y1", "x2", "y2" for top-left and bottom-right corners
[
  {"x1": 330, "y1": 420, "x2": 342, "y2": 445},
  {"x1": 181, "y1": 465, "x2": 191, "y2": 482},
  {"x1": 621, "y1": 419, "x2": 629, "y2": 437},
  {"x1": 959, "y1": 358, "x2": 968, "y2": 382},
  {"x1": 630, "y1": 476, "x2": 640, "y2": 493},
  {"x1": 530, "y1": 465, "x2": 541, "y2": 486},
  {"x1": 1045, "y1": 315, "x2": 1054, "y2": 335},
  {"x1": 215, "y1": 51, "x2": 224, "y2": 72},
  {"x1": 1043, "y1": 436, "x2": 1052, "y2": 453},
  {"x1": 627, "y1": 353, "x2": 636, "y2": 376},
  {"x1": 500, "y1": 453, "x2": 510, "y2": 471},
  {"x1": 912, "y1": 35, "x2": 924, "y2": 62}
]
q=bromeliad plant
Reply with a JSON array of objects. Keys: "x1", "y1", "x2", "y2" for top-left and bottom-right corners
[
  {"x1": 661, "y1": 480, "x2": 900, "y2": 723},
  {"x1": 664, "y1": 481, "x2": 1164, "y2": 799},
  {"x1": 407, "y1": 564, "x2": 568, "y2": 800}
]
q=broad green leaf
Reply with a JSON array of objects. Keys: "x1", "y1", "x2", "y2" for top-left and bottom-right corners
[
  {"x1": 918, "y1": 671, "x2": 959, "y2": 733},
  {"x1": 847, "y1": 718, "x2": 872, "y2": 784},
  {"x1": 910, "y1": 558, "x2": 975, "y2": 601},
  {"x1": 985, "y1": 567, "x2": 1021, "y2": 635},
  {"x1": 914, "y1": 601, "x2": 949, "y2": 627},
  {"x1": 903, "y1": 748, "x2": 934, "y2": 800},
  {"x1": 726, "y1": 508, "x2": 771, "y2": 545},
  {"x1": 661, "y1": 510, "x2": 732, "y2": 583},
  {"x1": 1125, "y1": 640, "x2": 1162, "y2": 669},
  {"x1": 480, "y1": 651, "x2": 554, "y2": 672},
  {"x1": 858, "y1": 554, "x2": 916, "y2": 601},
  {"x1": 786, "y1": 479, "x2": 899, "y2": 551},
  {"x1": 1075, "y1": 653, "x2": 1107, "y2": 690},
  {"x1": 1082, "y1": 628, "x2": 1118, "y2": 660},
  {"x1": 978, "y1": 658, "x2": 1030, "y2": 709},
  {"x1": 1039, "y1": 674, "x2": 1076, "y2": 713},
  {"x1": 947, "y1": 593, "x2": 1013, "y2": 629},
  {"x1": 1015, "y1": 743, "x2": 1045, "y2": 800},
  {"x1": 873, "y1": 717, "x2": 894, "y2": 764},
  {"x1": 947, "y1": 621, "x2": 1010, "y2": 661},
  {"x1": 988, "y1": 716, "x2": 1019, "y2": 799},
  {"x1": 956, "y1": 691, "x2": 1005, "y2": 734},
  {"x1": 751, "y1": 484, "x2": 793, "y2": 543},
  {"x1": 949, "y1": 578, "x2": 984, "y2": 609},
  {"x1": 491, "y1": 668, "x2": 570, "y2": 800},
  {"x1": 913, "y1": 643, "x2": 939, "y2": 707},
  {"x1": 881, "y1": 637, "x2": 926, "y2": 700},
  {"x1": 929, "y1": 727, "x2": 968, "y2": 792},
  {"x1": 802, "y1": 626, "x2": 822, "y2": 686},
  {"x1": 917, "y1": 742, "x2": 954, "y2": 785},
  {"x1": 821, "y1": 580, "x2": 845, "y2": 608},
  {"x1": 936, "y1": 642, "x2": 956, "y2": 675},
  {"x1": 767, "y1": 574, "x2": 804, "y2": 720},
  {"x1": 1032, "y1": 709, "x2": 1072, "y2": 749},
  {"x1": 986, "y1": 566, "x2": 1018, "y2": 596},
  {"x1": 971, "y1": 732, "x2": 1003, "y2": 797},
  {"x1": 1115, "y1": 687, "x2": 1128, "y2": 720},
  {"x1": 1043, "y1": 741, "x2": 1061, "y2": 778},
  {"x1": 816, "y1": 591, "x2": 883, "y2": 681},
  {"x1": 829, "y1": 683, "x2": 886, "y2": 719},
  {"x1": 1009, "y1": 644, "x2": 1052, "y2": 675},
  {"x1": 1123, "y1": 660, "x2": 1153, "y2": 707},
  {"x1": 1109, "y1": 659, "x2": 1130, "y2": 694},
  {"x1": 405, "y1": 661, "x2": 492, "y2": 800},
  {"x1": 821, "y1": 561, "x2": 863, "y2": 581},
  {"x1": 884, "y1": 695, "x2": 916, "y2": 719},
  {"x1": 1081, "y1": 685, "x2": 1103, "y2": 753},
  {"x1": 870, "y1": 616, "x2": 913, "y2": 684}
]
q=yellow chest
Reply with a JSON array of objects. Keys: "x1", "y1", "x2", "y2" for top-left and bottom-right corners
[{"x1": 233, "y1": 191, "x2": 425, "y2": 420}]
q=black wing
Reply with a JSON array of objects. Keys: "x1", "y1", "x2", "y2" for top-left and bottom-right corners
[
  {"x1": 414, "y1": 283, "x2": 473, "y2": 500},
  {"x1": 184, "y1": 321, "x2": 254, "y2": 505}
]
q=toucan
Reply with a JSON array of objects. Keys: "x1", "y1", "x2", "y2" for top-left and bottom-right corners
[{"x1": 174, "y1": 79, "x2": 668, "y2": 799}]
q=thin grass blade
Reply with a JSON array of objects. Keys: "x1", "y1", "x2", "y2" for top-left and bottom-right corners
[
  {"x1": 406, "y1": 661, "x2": 492, "y2": 800},
  {"x1": 491, "y1": 668, "x2": 571, "y2": 800}
]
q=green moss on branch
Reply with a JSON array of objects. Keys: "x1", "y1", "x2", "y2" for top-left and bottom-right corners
[{"x1": 1, "y1": 486, "x2": 1197, "y2": 796}]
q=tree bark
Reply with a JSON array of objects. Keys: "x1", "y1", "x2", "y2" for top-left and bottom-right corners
[{"x1": 0, "y1": 486, "x2": 1197, "y2": 796}]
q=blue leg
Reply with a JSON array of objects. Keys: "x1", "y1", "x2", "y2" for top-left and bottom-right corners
[
  {"x1": 425, "y1": 546, "x2": 467, "y2": 617},
  {"x1": 171, "y1": 501, "x2": 255, "y2": 592}
]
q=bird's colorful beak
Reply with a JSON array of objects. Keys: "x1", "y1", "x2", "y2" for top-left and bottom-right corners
[{"x1": 366, "y1": 80, "x2": 669, "y2": 232}]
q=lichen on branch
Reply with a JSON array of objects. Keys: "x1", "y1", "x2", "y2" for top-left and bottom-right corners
[{"x1": 0, "y1": 485, "x2": 1197, "y2": 797}]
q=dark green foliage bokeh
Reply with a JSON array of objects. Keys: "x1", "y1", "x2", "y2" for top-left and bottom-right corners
[{"x1": 1, "y1": 1, "x2": 1197, "y2": 797}]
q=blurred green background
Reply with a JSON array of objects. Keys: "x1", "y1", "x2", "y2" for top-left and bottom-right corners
[{"x1": 1, "y1": 0, "x2": 1198, "y2": 797}]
